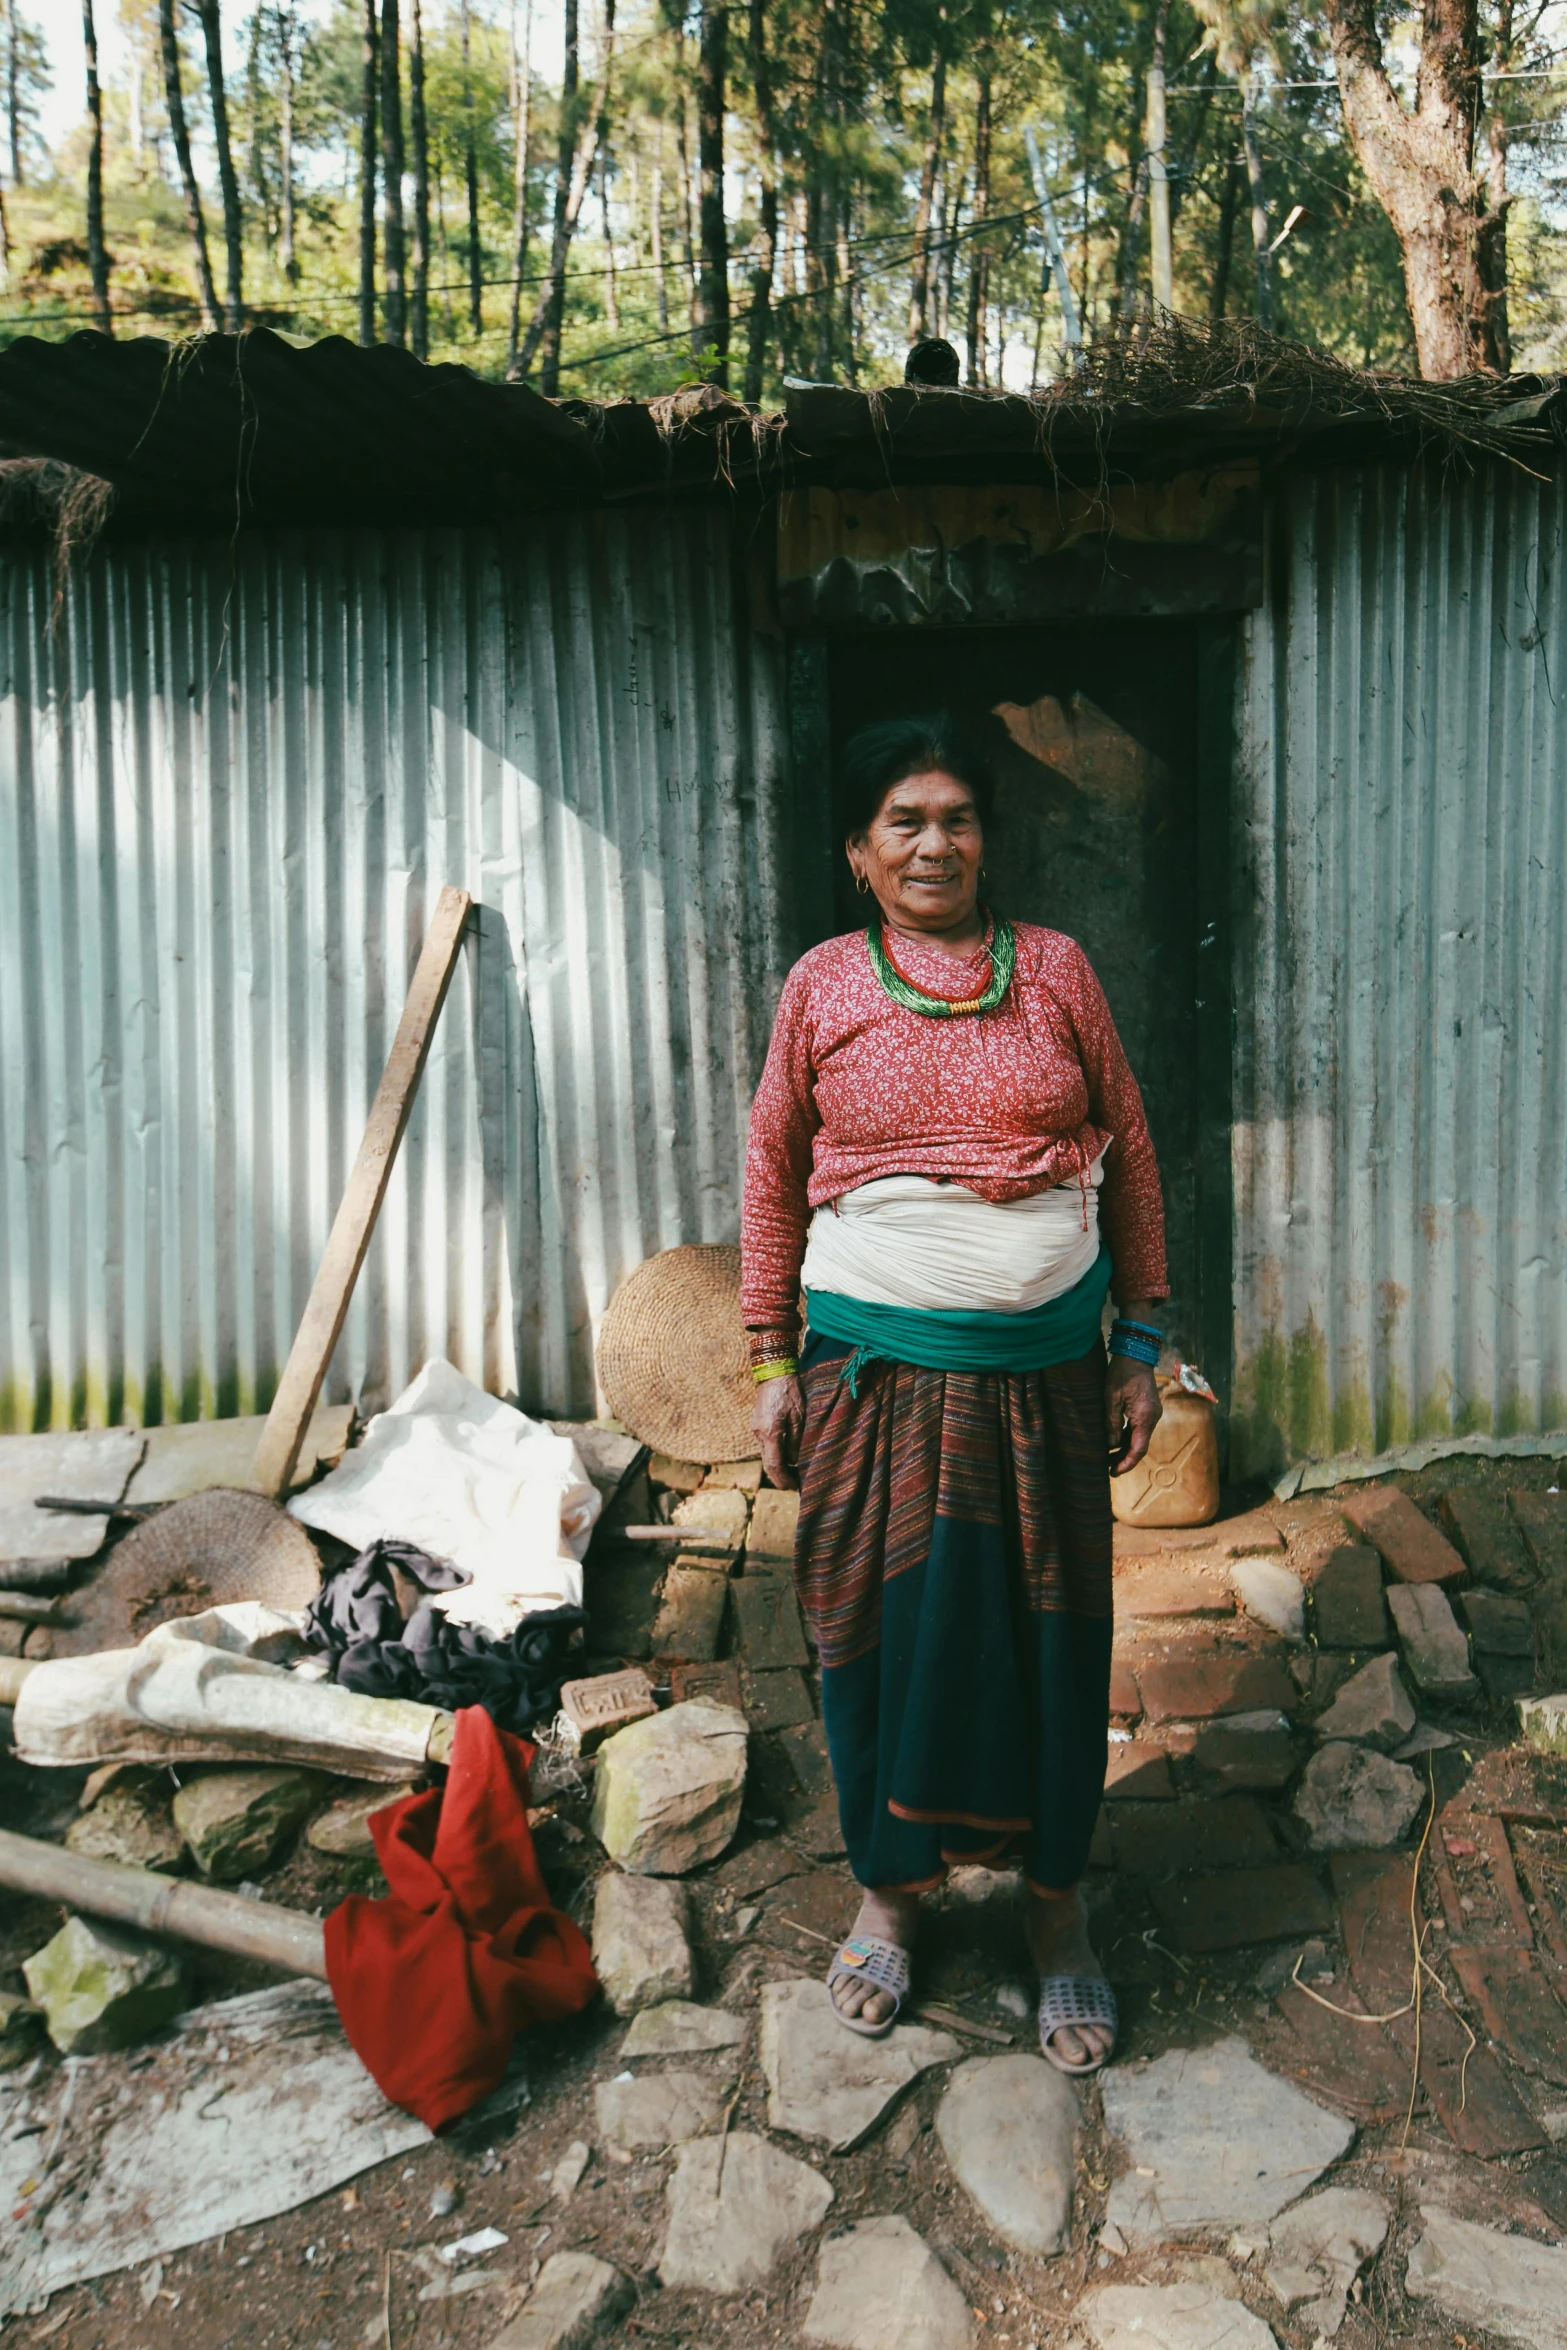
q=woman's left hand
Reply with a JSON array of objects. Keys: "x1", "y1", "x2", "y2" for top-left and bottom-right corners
[{"x1": 1106, "y1": 1358, "x2": 1162, "y2": 1475}]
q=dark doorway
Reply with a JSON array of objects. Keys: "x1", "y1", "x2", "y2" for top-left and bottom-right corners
[{"x1": 825, "y1": 623, "x2": 1206, "y2": 1356}]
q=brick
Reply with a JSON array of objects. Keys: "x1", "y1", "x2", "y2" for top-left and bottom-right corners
[
  {"x1": 1113, "y1": 1510, "x2": 1284, "y2": 1561},
  {"x1": 1152, "y1": 1863, "x2": 1334, "y2": 1954},
  {"x1": 746, "y1": 1488, "x2": 801, "y2": 1561},
  {"x1": 1386, "y1": 1583, "x2": 1477, "y2": 1696},
  {"x1": 1109, "y1": 1660, "x2": 1142, "y2": 1720},
  {"x1": 672, "y1": 1487, "x2": 749, "y2": 1544},
  {"x1": 730, "y1": 1571, "x2": 809, "y2": 1668},
  {"x1": 559, "y1": 1667, "x2": 657, "y2": 1752},
  {"x1": 1440, "y1": 1490, "x2": 1536, "y2": 1593},
  {"x1": 1311, "y1": 1545, "x2": 1389, "y2": 1650},
  {"x1": 1512, "y1": 1490, "x2": 1567, "y2": 1577},
  {"x1": 704, "y1": 1458, "x2": 763, "y2": 1491},
  {"x1": 1136, "y1": 1653, "x2": 1296, "y2": 1724},
  {"x1": 1114, "y1": 1565, "x2": 1233, "y2": 1619},
  {"x1": 1341, "y1": 1486, "x2": 1465, "y2": 1586},
  {"x1": 775, "y1": 1719, "x2": 834, "y2": 1801},
  {"x1": 650, "y1": 1565, "x2": 730, "y2": 1662},
  {"x1": 1271, "y1": 1982, "x2": 1413, "y2": 2123},
  {"x1": 670, "y1": 1658, "x2": 743, "y2": 1711},
  {"x1": 1103, "y1": 1743, "x2": 1174, "y2": 1800},
  {"x1": 1109, "y1": 1796, "x2": 1278, "y2": 1878},
  {"x1": 649, "y1": 1454, "x2": 705, "y2": 1494},
  {"x1": 743, "y1": 1669, "x2": 814, "y2": 1732},
  {"x1": 1189, "y1": 1714, "x2": 1298, "y2": 1791},
  {"x1": 1458, "y1": 1589, "x2": 1534, "y2": 1657}
]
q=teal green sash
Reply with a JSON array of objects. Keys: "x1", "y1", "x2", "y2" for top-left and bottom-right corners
[{"x1": 804, "y1": 1248, "x2": 1111, "y2": 1387}]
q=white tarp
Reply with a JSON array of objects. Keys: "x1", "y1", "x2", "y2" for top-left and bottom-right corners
[
  {"x1": 1, "y1": 1982, "x2": 432, "y2": 2315},
  {"x1": 288, "y1": 1360, "x2": 601, "y2": 1632},
  {"x1": 10, "y1": 1605, "x2": 440, "y2": 1778}
]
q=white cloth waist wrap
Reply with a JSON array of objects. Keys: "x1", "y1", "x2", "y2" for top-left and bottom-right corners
[{"x1": 799, "y1": 1158, "x2": 1104, "y2": 1316}]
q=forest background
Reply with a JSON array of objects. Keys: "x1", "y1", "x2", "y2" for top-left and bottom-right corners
[{"x1": 1, "y1": 0, "x2": 1565, "y2": 400}]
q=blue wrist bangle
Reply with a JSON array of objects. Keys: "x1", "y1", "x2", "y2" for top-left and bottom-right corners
[
  {"x1": 1115, "y1": 1319, "x2": 1164, "y2": 1341},
  {"x1": 1109, "y1": 1322, "x2": 1161, "y2": 1367}
]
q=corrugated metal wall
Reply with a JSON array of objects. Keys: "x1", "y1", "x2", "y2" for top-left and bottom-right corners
[
  {"x1": 0, "y1": 509, "x2": 794, "y2": 1428},
  {"x1": 1230, "y1": 463, "x2": 1567, "y2": 1478}
]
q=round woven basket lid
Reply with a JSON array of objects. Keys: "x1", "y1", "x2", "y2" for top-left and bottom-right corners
[
  {"x1": 63, "y1": 1487, "x2": 323, "y2": 1655},
  {"x1": 597, "y1": 1244, "x2": 756, "y2": 1463}
]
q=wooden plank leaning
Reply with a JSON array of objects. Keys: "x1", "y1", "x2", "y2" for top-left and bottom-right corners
[
  {"x1": 251, "y1": 884, "x2": 474, "y2": 1501},
  {"x1": 0, "y1": 1826, "x2": 327, "y2": 1978}
]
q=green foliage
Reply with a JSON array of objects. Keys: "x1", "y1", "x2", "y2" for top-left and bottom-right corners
[{"x1": 1, "y1": 0, "x2": 1563, "y2": 388}]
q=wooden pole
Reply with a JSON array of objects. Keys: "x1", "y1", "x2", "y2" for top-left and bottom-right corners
[
  {"x1": 0, "y1": 1827, "x2": 327, "y2": 1977},
  {"x1": 252, "y1": 886, "x2": 472, "y2": 1500}
]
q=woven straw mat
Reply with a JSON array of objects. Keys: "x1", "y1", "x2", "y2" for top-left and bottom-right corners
[
  {"x1": 596, "y1": 1243, "x2": 756, "y2": 1463},
  {"x1": 67, "y1": 1487, "x2": 322, "y2": 1654}
]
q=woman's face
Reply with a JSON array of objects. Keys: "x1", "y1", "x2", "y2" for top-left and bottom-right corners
[{"x1": 848, "y1": 768, "x2": 984, "y2": 934}]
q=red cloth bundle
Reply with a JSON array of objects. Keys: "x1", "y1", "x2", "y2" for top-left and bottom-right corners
[{"x1": 325, "y1": 1706, "x2": 598, "y2": 2130}]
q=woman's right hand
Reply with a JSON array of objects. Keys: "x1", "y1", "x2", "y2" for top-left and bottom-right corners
[{"x1": 753, "y1": 1373, "x2": 806, "y2": 1491}]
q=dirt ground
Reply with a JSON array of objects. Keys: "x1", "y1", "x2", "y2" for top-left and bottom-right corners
[{"x1": 3, "y1": 1450, "x2": 1566, "y2": 2350}]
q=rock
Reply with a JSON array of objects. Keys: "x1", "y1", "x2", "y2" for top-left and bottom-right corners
[
  {"x1": 589, "y1": 1699, "x2": 748, "y2": 1875},
  {"x1": 804, "y1": 2215, "x2": 974, "y2": 2350},
  {"x1": 591, "y1": 1872, "x2": 693, "y2": 2014},
  {"x1": 66, "y1": 1775, "x2": 185, "y2": 1871},
  {"x1": 593, "y1": 2069, "x2": 724, "y2": 2151},
  {"x1": 670, "y1": 1658, "x2": 743, "y2": 1711},
  {"x1": 659, "y1": 2131, "x2": 833, "y2": 2293},
  {"x1": 648, "y1": 1454, "x2": 705, "y2": 1495},
  {"x1": 1264, "y1": 2187, "x2": 1389, "y2": 2337},
  {"x1": 308, "y1": 1783, "x2": 417, "y2": 1855},
  {"x1": 760, "y1": 1977, "x2": 960, "y2": 2149},
  {"x1": 1231, "y1": 1557, "x2": 1305, "y2": 1642},
  {"x1": 1441, "y1": 1490, "x2": 1537, "y2": 1592},
  {"x1": 1458, "y1": 1588, "x2": 1534, "y2": 1656},
  {"x1": 1512, "y1": 1490, "x2": 1567, "y2": 1576},
  {"x1": 1101, "y1": 2037, "x2": 1354, "y2": 2244},
  {"x1": 0, "y1": 1990, "x2": 44, "y2": 2072},
  {"x1": 1386, "y1": 1582, "x2": 1478, "y2": 1695},
  {"x1": 22, "y1": 1915, "x2": 185, "y2": 2055},
  {"x1": 558, "y1": 1668, "x2": 657, "y2": 1753},
  {"x1": 705, "y1": 1458, "x2": 763, "y2": 1491},
  {"x1": 1082, "y1": 2281, "x2": 1279, "y2": 2350},
  {"x1": 935, "y1": 2054, "x2": 1077, "y2": 2255},
  {"x1": 1405, "y1": 2207, "x2": 1567, "y2": 2350},
  {"x1": 1311, "y1": 1545, "x2": 1389, "y2": 1648},
  {"x1": 172, "y1": 1767, "x2": 318, "y2": 1881},
  {"x1": 485, "y1": 2252, "x2": 633, "y2": 2350},
  {"x1": 650, "y1": 1566, "x2": 729, "y2": 1663},
  {"x1": 1519, "y1": 1693, "x2": 1567, "y2": 1757},
  {"x1": 1311, "y1": 1652, "x2": 1417, "y2": 1751},
  {"x1": 1190, "y1": 1711, "x2": 1297, "y2": 1791},
  {"x1": 1341, "y1": 1487, "x2": 1465, "y2": 1586},
  {"x1": 671, "y1": 1487, "x2": 749, "y2": 1544},
  {"x1": 731, "y1": 1571, "x2": 810, "y2": 1667},
  {"x1": 550, "y1": 2140, "x2": 592, "y2": 2198},
  {"x1": 1293, "y1": 1741, "x2": 1424, "y2": 1851},
  {"x1": 747, "y1": 1487, "x2": 801, "y2": 1560},
  {"x1": 619, "y1": 2000, "x2": 747, "y2": 2057}
]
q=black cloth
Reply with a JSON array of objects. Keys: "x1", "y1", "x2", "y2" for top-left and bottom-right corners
[{"x1": 304, "y1": 1538, "x2": 585, "y2": 1734}]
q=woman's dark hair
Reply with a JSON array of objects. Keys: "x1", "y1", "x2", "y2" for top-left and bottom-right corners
[{"x1": 840, "y1": 714, "x2": 996, "y2": 838}]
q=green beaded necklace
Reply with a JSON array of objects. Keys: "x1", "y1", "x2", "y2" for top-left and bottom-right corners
[{"x1": 867, "y1": 913, "x2": 1017, "y2": 1018}]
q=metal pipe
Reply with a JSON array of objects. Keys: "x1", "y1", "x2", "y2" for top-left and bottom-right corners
[{"x1": 0, "y1": 1827, "x2": 328, "y2": 1977}]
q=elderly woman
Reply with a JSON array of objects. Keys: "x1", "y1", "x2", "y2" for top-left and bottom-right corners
[{"x1": 740, "y1": 715, "x2": 1167, "y2": 2075}]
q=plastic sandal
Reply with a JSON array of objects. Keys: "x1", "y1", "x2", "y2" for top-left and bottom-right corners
[
  {"x1": 1037, "y1": 1973, "x2": 1118, "y2": 2074},
  {"x1": 826, "y1": 1934, "x2": 911, "y2": 2040}
]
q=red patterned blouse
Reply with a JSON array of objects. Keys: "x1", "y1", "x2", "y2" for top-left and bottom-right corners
[{"x1": 740, "y1": 921, "x2": 1168, "y2": 1361}]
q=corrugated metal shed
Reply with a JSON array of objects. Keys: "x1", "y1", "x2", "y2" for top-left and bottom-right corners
[
  {"x1": 1230, "y1": 463, "x2": 1567, "y2": 1478},
  {"x1": 0, "y1": 507, "x2": 797, "y2": 1428}
]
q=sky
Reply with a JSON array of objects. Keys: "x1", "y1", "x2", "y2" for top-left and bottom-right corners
[{"x1": 27, "y1": 0, "x2": 569, "y2": 152}]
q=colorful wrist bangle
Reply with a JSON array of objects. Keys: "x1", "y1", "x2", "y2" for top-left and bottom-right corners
[
  {"x1": 1115, "y1": 1319, "x2": 1164, "y2": 1341},
  {"x1": 1108, "y1": 1329, "x2": 1160, "y2": 1367},
  {"x1": 752, "y1": 1358, "x2": 799, "y2": 1383}
]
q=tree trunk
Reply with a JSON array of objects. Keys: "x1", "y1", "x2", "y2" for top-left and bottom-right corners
[
  {"x1": 1477, "y1": 0, "x2": 1512, "y2": 369},
  {"x1": 964, "y1": 73, "x2": 991, "y2": 384},
  {"x1": 408, "y1": 0, "x2": 429, "y2": 354},
  {"x1": 600, "y1": 152, "x2": 618, "y2": 329},
  {"x1": 1240, "y1": 74, "x2": 1271, "y2": 330},
  {"x1": 743, "y1": 0, "x2": 779, "y2": 404},
  {"x1": 651, "y1": 155, "x2": 667, "y2": 332},
  {"x1": 907, "y1": 48, "x2": 945, "y2": 342},
  {"x1": 280, "y1": 1, "x2": 297, "y2": 280},
  {"x1": 358, "y1": 0, "x2": 377, "y2": 342},
  {"x1": 380, "y1": 0, "x2": 405, "y2": 345},
  {"x1": 196, "y1": 0, "x2": 243, "y2": 329},
  {"x1": 506, "y1": 0, "x2": 534, "y2": 374},
  {"x1": 0, "y1": 181, "x2": 10, "y2": 285},
  {"x1": 6, "y1": 0, "x2": 22, "y2": 186},
  {"x1": 461, "y1": 0, "x2": 481, "y2": 332},
  {"x1": 81, "y1": 0, "x2": 111, "y2": 332},
  {"x1": 158, "y1": 0, "x2": 219, "y2": 330},
  {"x1": 1323, "y1": 0, "x2": 1504, "y2": 376},
  {"x1": 1210, "y1": 152, "x2": 1240, "y2": 319},
  {"x1": 692, "y1": 0, "x2": 728, "y2": 381},
  {"x1": 128, "y1": 18, "x2": 144, "y2": 170},
  {"x1": 675, "y1": 85, "x2": 697, "y2": 322},
  {"x1": 519, "y1": 0, "x2": 614, "y2": 389}
]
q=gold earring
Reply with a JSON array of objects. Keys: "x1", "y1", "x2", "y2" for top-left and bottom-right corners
[{"x1": 855, "y1": 872, "x2": 870, "y2": 896}]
